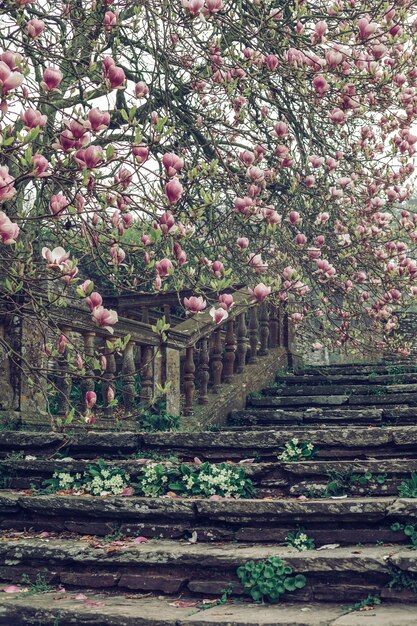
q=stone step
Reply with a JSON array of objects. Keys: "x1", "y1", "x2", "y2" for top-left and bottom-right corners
[
  {"x1": 264, "y1": 384, "x2": 417, "y2": 397},
  {"x1": 231, "y1": 406, "x2": 417, "y2": 427},
  {"x1": 0, "y1": 492, "x2": 415, "y2": 544},
  {"x1": 301, "y1": 364, "x2": 417, "y2": 375},
  {"x1": 276, "y1": 373, "x2": 417, "y2": 386},
  {"x1": 1, "y1": 458, "x2": 417, "y2": 497},
  {"x1": 249, "y1": 392, "x2": 417, "y2": 409},
  {"x1": 2, "y1": 594, "x2": 416, "y2": 626},
  {"x1": 1, "y1": 427, "x2": 417, "y2": 461},
  {"x1": 0, "y1": 538, "x2": 416, "y2": 603}
]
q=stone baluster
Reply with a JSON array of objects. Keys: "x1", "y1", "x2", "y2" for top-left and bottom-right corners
[
  {"x1": 57, "y1": 326, "x2": 72, "y2": 415},
  {"x1": 102, "y1": 337, "x2": 116, "y2": 416},
  {"x1": 248, "y1": 307, "x2": 258, "y2": 362},
  {"x1": 258, "y1": 303, "x2": 270, "y2": 356},
  {"x1": 81, "y1": 331, "x2": 96, "y2": 398},
  {"x1": 0, "y1": 322, "x2": 14, "y2": 411},
  {"x1": 198, "y1": 337, "x2": 210, "y2": 404},
  {"x1": 163, "y1": 305, "x2": 171, "y2": 325},
  {"x1": 235, "y1": 312, "x2": 248, "y2": 374},
  {"x1": 211, "y1": 328, "x2": 223, "y2": 393},
  {"x1": 122, "y1": 340, "x2": 137, "y2": 414},
  {"x1": 223, "y1": 319, "x2": 236, "y2": 383},
  {"x1": 141, "y1": 307, "x2": 149, "y2": 324},
  {"x1": 183, "y1": 346, "x2": 195, "y2": 415},
  {"x1": 269, "y1": 305, "x2": 280, "y2": 348},
  {"x1": 140, "y1": 344, "x2": 154, "y2": 404}
]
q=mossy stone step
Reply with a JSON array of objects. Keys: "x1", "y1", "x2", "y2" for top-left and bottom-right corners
[
  {"x1": 1, "y1": 457, "x2": 417, "y2": 497},
  {"x1": 0, "y1": 493, "x2": 415, "y2": 544},
  {"x1": 0, "y1": 538, "x2": 415, "y2": 603},
  {"x1": 2, "y1": 594, "x2": 415, "y2": 626}
]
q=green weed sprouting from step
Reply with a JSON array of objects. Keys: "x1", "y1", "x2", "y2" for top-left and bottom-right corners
[
  {"x1": 21, "y1": 571, "x2": 52, "y2": 595},
  {"x1": 391, "y1": 522, "x2": 417, "y2": 549},
  {"x1": 277, "y1": 438, "x2": 318, "y2": 462},
  {"x1": 324, "y1": 471, "x2": 386, "y2": 497},
  {"x1": 398, "y1": 473, "x2": 417, "y2": 498},
  {"x1": 388, "y1": 566, "x2": 417, "y2": 594},
  {"x1": 133, "y1": 450, "x2": 181, "y2": 463},
  {"x1": 343, "y1": 594, "x2": 381, "y2": 613},
  {"x1": 139, "y1": 399, "x2": 181, "y2": 432},
  {"x1": 237, "y1": 557, "x2": 307, "y2": 603},
  {"x1": 103, "y1": 524, "x2": 123, "y2": 543},
  {"x1": 285, "y1": 530, "x2": 315, "y2": 551},
  {"x1": 247, "y1": 391, "x2": 264, "y2": 400},
  {"x1": 198, "y1": 583, "x2": 234, "y2": 610}
]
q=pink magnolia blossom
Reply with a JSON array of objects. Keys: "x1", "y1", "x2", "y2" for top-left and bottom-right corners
[
  {"x1": 248, "y1": 283, "x2": 271, "y2": 302},
  {"x1": 20, "y1": 108, "x2": 47, "y2": 129},
  {"x1": 182, "y1": 0, "x2": 204, "y2": 16},
  {"x1": 49, "y1": 194, "x2": 68, "y2": 217},
  {"x1": 287, "y1": 210, "x2": 301, "y2": 225},
  {"x1": 88, "y1": 108, "x2": 110, "y2": 131},
  {"x1": 291, "y1": 312, "x2": 304, "y2": 322},
  {"x1": 248, "y1": 253, "x2": 267, "y2": 273},
  {"x1": 26, "y1": 18, "x2": 44, "y2": 38},
  {"x1": 85, "y1": 390, "x2": 97, "y2": 409},
  {"x1": 92, "y1": 306, "x2": 118, "y2": 333},
  {"x1": 165, "y1": 179, "x2": 184, "y2": 204},
  {"x1": 135, "y1": 81, "x2": 150, "y2": 98},
  {"x1": 358, "y1": 17, "x2": 377, "y2": 39},
  {"x1": 0, "y1": 211, "x2": 19, "y2": 244},
  {"x1": 0, "y1": 61, "x2": 23, "y2": 95},
  {"x1": 103, "y1": 11, "x2": 117, "y2": 30},
  {"x1": 312, "y1": 75, "x2": 329, "y2": 95},
  {"x1": 239, "y1": 150, "x2": 255, "y2": 166},
  {"x1": 237, "y1": 237, "x2": 249, "y2": 249},
  {"x1": 162, "y1": 153, "x2": 184, "y2": 176},
  {"x1": 41, "y1": 67, "x2": 63, "y2": 91},
  {"x1": 212, "y1": 260, "x2": 224, "y2": 277},
  {"x1": 86, "y1": 292, "x2": 103, "y2": 311},
  {"x1": 210, "y1": 306, "x2": 228, "y2": 325},
  {"x1": 57, "y1": 334, "x2": 68, "y2": 354},
  {"x1": 31, "y1": 154, "x2": 49, "y2": 177},
  {"x1": 218, "y1": 294, "x2": 234, "y2": 310},
  {"x1": 155, "y1": 258, "x2": 173, "y2": 277},
  {"x1": 74, "y1": 146, "x2": 103, "y2": 169},
  {"x1": 329, "y1": 108, "x2": 346, "y2": 124},
  {"x1": 205, "y1": 0, "x2": 223, "y2": 13},
  {"x1": 42, "y1": 246, "x2": 70, "y2": 268},
  {"x1": 0, "y1": 167, "x2": 16, "y2": 202},
  {"x1": 274, "y1": 121, "x2": 288, "y2": 137},
  {"x1": 133, "y1": 144, "x2": 149, "y2": 164},
  {"x1": 184, "y1": 296, "x2": 207, "y2": 314}
]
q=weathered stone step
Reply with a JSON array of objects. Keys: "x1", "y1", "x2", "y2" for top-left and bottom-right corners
[
  {"x1": 302, "y1": 364, "x2": 417, "y2": 375},
  {"x1": 1, "y1": 458, "x2": 416, "y2": 497},
  {"x1": 0, "y1": 538, "x2": 415, "y2": 603},
  {"x1": 231, "y1": 406, "x2": 417, "y2": 427},
  {"x1": 1, "y1": 594, "x2": 416, "y2": 626},
  {"x1": 276, "y1": 373, "x2": 417, "y2": 386},
  {"x1": 264, "y1": 383, "x2": 417, "y2": 397},
  {"x1": 0, "y1": 492, "x2": 414, "y2": 544},
  {"x1": 249, "y1": 392, "x2": 417, "y2": 408},
  {"x1": 1, "y1": 427, "x2": 417, "y2": 460}
]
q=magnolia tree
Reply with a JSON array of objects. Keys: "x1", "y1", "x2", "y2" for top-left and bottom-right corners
[{"x1": 1, "y1": 0, "x2": 417, "y2": 417}]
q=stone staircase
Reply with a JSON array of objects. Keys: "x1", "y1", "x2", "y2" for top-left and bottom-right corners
[{"x1": 1, "y1": 363, "x2": 417, "y2": 624}]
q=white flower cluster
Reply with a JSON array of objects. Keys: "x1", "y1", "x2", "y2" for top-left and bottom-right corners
[
  {"x1": 84, "y1": 471, "x2": 130, "y2": 496},
  {"x1": 278, "y1": 438, "x2": 315, "y2": 462},
  {"x1": 54, "y1": 472, "x2": 74, "y2": 490},
  {"x1": 292, "y1": 533, "x2": 309, "y2": 550},
  {"x1": 141, "y1": 463, "x2": 168, "y2": 497},
  {"x1": 197, "y1": 466, "x2": 244, "y2": 498}
]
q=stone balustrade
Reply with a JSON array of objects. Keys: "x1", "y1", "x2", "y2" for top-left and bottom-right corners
[{"x1": 0, "y1": 289, "x2": 296, "y2": 427}]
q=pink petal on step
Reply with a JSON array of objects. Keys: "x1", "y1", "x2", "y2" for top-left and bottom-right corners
[{"x1": 133, "y1": 536, "x2": 149, "y2": 543}]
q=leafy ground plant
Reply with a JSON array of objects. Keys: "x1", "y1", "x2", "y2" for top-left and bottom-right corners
[
  {"x1": 237, "y1": 557, "x2": 306, "y2": 603},
  {"x1": 285, "y1": 530, "x2": 315, "y2": 551},
  {"x1": 40, "y1": 461, "x2": 255, "y2": 499},
  {"x1": 344, "y1": 594, "x2": 381, "y2": 613},
  {"x1": 391, "y1": 522, "x2": 417, "y2": 549},
  {"x1": 398, "y1": 473, "x2": 417, "y2": 498},
  {"x1": 277, "y1": 438, "x2": 318, "y2": 462}
]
